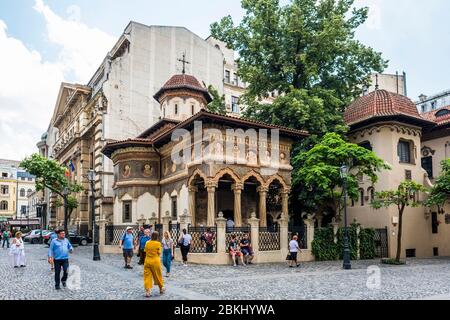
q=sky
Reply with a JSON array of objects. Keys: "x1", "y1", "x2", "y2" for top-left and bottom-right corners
[{"x1": 0, "y1": 0, "x2": 449, "y2": 161}]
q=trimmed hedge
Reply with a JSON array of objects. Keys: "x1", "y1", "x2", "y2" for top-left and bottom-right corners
[{"x1": 311, "y1": 223, "x2": 376, "y2": 261}]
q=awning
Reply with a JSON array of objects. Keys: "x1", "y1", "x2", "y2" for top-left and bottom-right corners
[{"x1": 7, "y1": 219, "x2": 41, "y2": 226}]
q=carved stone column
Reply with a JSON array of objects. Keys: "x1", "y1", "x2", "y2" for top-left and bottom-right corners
[
  {"x1": 248, "y1": 212, "x2": 260, "y2": 254},
  {"x1": 148, "y1": 212, "x2": 158, "y2": 227},
  {"x1": 231, "y1": 183, "x2": 243, "y2": 227},
  {"x1": 278, "y1": 215, "x2": 289, "y2": 258},
  {"x1": 215, "y1": 211, "x2": 227, "y2": 254},
  {"x1": 281, "y1": 189, "x2": 290, "y2": 219},
  {"x1": 206, "y1": 181, "x2": 217, "y2": 227},
  {"x1": 257, "y1": 186, "x2": 268, "y2": 227},
  {"x1": 188, "y1": 186, "x2": 197, "y2": 226}
]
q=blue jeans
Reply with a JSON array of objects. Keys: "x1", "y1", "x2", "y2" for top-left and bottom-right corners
[{"x1": 162, "y1": 248, "x2": 172, "y2": 273}]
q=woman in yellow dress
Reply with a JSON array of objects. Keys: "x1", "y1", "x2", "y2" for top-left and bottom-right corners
[{"x1": 143, "y1": 231, "x2": 165, "y2": 297}]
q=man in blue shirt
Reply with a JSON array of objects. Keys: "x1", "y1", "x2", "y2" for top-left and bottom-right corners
[
  {"x1": 47, "y1": 229, "x2": 58, "y2": 271},
  {"x1": 48, "y1": 229, "x2": 73, "y2": 290},
  {"x1": 119, "y1": 226, "x2": 136, "y2": 269},
  {"x1": 137, "y1": 229, "x2": 151, "y2": 265}
]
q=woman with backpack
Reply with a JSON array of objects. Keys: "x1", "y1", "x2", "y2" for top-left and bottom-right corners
[{"x1": 178, "y1": 228, "x2": 192, "y2": 266}]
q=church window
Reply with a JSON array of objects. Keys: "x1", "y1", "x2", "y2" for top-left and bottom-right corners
[
  {"x1": 122, "y1": 201, "x2": 132, "y2": 223},
  {"x1": 171, "y1": 196, "x2": 177, "y2": 220},
  {"x1": 358, "y1": 141, "x2": 372, "y2": 151},
  {"x1": 421, "y1": 156, "x2": 433, "y2": 178},
  {"x1": 191, "y1": 104, "x2": 195, "y2": 115},
  {"x1": 175, "y1": 104, "x2": 178, "y2": 115},
  {"x1": 359, "y1": 189, "x2": 365, "y2": 206},
  {"x1": 20, "y1": 188, "x2": 25, "y2": 197},
  {"x1": 0, "y1": 201, "x2": 7, "y2": 211},
  {"x1": 397, "y1": 140, "x2": 412, "y2": 163}
]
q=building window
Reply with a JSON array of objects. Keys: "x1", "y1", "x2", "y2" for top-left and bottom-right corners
[
  {"x1": 397, "y1": 140, "x2": 412, "y2": 163},
  {"x1": 233, "y1": 73, "x2": 238, "y2": 86},
  {"x1": 358, "y1": 141, "x2": 372, "y2": 151},
  {"x1": 225, "y1": 70, "x2": 230, "y2": 83},
  {"x1": 1, "y1": 172, "x2": 7, "y2": 178},
  {"x1": 431, "y1": 101, "x2": 437, "y2": 110},
  {"x1": 21, "y1": 177, "x2": 25, "y2": 181},
  {"x1": 368, "y1": 187, "x2": 375, "y2": 203},
  {"x1": 191, "y1": 104, "x2": 195, "y2": 115},
  {"x1": 163, "y1": 107, "x2": 166, "y2": 118},
  {"x1": 436, "y1": 109, "x2": 450, "y2": 117},
  {"x1": 171, "y1": 196, "x2": 177, "y2": 220},
  {"x1": 21, "y1": 205, "x2": 27, "y2": 215},
  {"x1": 359, "y1": 189, "x2": 365, "y2": 206},
  {"x1": 432, "y1": 212, "x2": 439, "y2": 234},
  {"x1": 27, "y1": 189, "x2": 33, "y2": 197},
  {"x1": 231, "y1": 96, "x2": 239, "y2": 113},
  {"x1": 1, "y1": 185, "x2": 8, "y2": 195},
  {"x1": 421, "y1": 156, "x2": 433, "y2": 179},
  {"x1": 122, "y1": 201, "x2": 132, "y2": 223},
  {"x1": 405, "y1": 249, "x2": 416, "y2": 258},
  {"x1": 405, "y1": 170, "x2": 412, "y2": 180},
  {"x1": 421, "y1": 105, "x2": 426, "y2": 113},
  {"x1": 20, "y1": 188, "x2": 25, "y2": 197},
  {"x1": 174, "y1": 104, "x2": 178, "y2": 115},
  {"x1": 28, "y1": 177, "x2": 32, "y2": 181},
  {"x1": 0, "y1": 201, "x2": 7, "y2": 211}
]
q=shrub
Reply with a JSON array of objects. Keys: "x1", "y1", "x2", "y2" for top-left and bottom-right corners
[
  {"x1": 359, "y1": 228, "x2": 376, "y2": 260},
  {"x1": 381, "y1": 258, "x2": 405, "y2": 265},
  {"x1": 311, "y1": 226, "x2": 339, "y2": 261}
]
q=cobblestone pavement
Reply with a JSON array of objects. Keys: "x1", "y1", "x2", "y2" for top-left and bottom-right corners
[{"x1": 1, "y1": 244, "x2": 450, "y2": 300}]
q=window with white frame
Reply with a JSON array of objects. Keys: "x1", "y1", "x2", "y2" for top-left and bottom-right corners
[{"x1": 231, "y1": 96, "x2": 239, "y2": 113}]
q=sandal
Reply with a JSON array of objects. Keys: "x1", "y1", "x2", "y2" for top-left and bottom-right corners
[
  {"x1": 145, "y1": 291, "x2": 151, "y2": 298},
  {"x1": 160, "y1": 287, "x2": 166, "y2": 295}
]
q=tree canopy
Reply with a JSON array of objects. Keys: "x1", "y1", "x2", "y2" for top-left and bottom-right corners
[
  {"x1": 206, "y1": 85, "x2": 227, "y2": 115},
  {"x1": 424, "y1": 159, "x2": 450, "y2": 212},
  {"x1": 294, "y1": 132, "x2": 390, "y2": 216},
  {"x1": 211, "y1": 0, "x2": 387, "y2": 103}
]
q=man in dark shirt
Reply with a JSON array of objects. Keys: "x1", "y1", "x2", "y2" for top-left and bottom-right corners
[{"x1": 239, "y1": 233, "x2": 254, "y2": 264}]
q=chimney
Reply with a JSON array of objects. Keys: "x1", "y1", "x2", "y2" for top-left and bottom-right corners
[{"x1": 419, "y1": 94, "x2": 428, "y2": 102}]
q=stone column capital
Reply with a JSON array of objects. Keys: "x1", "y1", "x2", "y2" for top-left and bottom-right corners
[
  {"x1": 205, "y1": 180, "x2": 218, "y2": 190},
  {"x1": 232, "y1": 183, "x2": 244, "y2": 192},
  {"x1": 188, "y1": 185, "x2": 198, "y2": 193},
  {"x1": 257, "y1": 186, "x2": 269, "y2": 193}
]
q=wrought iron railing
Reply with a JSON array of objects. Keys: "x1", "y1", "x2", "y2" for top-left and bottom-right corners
[
  {"x1": 105, "y1": 225, "x2": 138, "y2": 245},
  {"x1": 188, "y1": 225, "x2": 217, "y2": 253},
  {"x1": 169, "y1": 222, "x2": 181, "y2": 247},
  {"x1": 259, "y1": 226, "x2": 280, "y2": 251},
  {"x1": 225, "y1": 226, "x2": 251, "y2": 251},
  {"x1": 288, "y1": 224, "x2": 308, "y2": 249}
]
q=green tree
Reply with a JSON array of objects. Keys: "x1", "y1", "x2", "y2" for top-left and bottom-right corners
[
  {"x1": 371, "y1": 181, "x2": 427, "y2": 262},
  {"x1": 210, "y1": 0, "x2": 387, "y2": 103},
  {"x1": 20, "y1": 153, "x2": 83, "y2": 235},
  {"x1": 295, "y1": 133, "x2": 390, "y2": 216},
  {"x1": 424, "y1": 159, "x2": 450, "y2": 213},
  {"x1": 206, "y1": 85, "x2": 227, "y2": 115}
]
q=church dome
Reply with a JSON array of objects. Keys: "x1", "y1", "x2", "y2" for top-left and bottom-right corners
[
  {"x1": 344, "y1": 90, "x2": 426, "y2": 126},
  {"x1": 153, "y1": 74, "x2": 212, "y2": 103}
]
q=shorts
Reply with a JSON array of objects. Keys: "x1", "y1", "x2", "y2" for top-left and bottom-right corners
[
  {"x1": 241, "y1": 248, "x2": 253, "y2": 256},
  {"x1": 123, "y1": 249, "x2": 133, "y2": 258},
  {"x1": 230, "y1": 250, "x2": 242, "y2": 257},
  {"x1": 289, "y1": 252, "x2": 298, "y2": 261}
]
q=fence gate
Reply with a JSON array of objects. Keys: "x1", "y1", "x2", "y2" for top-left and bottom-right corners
[
  {"x1": 374, "y1": 227, "x2": 388, "y2": 258},
  {"x1": 169, "y1": 222, "x2": 180, "y2": 246}
]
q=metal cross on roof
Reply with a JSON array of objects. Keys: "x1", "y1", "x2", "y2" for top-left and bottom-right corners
[
  {"x1": 177, "y1": 52, "x2": 190, "y2": 74},
  {"x1": 375, "y1": 74, "x2": 379, "y2": 90}
]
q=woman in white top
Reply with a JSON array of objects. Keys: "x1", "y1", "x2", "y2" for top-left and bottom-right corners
[
  {"x1": 11, "y1": 231, "x2": 26, "y2": 268},
  {"x1": 178, "y1": 229, "x2": 192, "y2": 266},
  {"x1": 161, "y1": 231, "x2": 174, "y2": 277},
  {"x1": 288, "y1": 235, "x2": 301, "y2": 268}
]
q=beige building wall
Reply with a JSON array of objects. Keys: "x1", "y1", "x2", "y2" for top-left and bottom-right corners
[{"x1": 347, "y1": 123, "x2": 437, "y2": 258}]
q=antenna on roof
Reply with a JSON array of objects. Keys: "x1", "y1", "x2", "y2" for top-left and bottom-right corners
[
  {"x1": 375, "y1": 74, "x2": 379, "y2": 90},
  {"x1": 177, "y1": 52, "x2": 190, "y2": 74}
]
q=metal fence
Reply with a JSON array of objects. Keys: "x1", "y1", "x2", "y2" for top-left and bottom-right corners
[
  {"x1": 288, "y1": 224, "x2": 308, "y2": 249},
  {"x1": 225, "y1": 226, "x2": 251, "y2": 251},
  {"x1": 169, "y1": 222, "x2": 181, "y2": 247},
  {"x1": 105, "y1": 225, "x2": 139, "y2": 245},
  {"x1": 259, "y1": 226, "x2": 280, "y2": 251},
  {"x1": 187, "y1": 225, "x2": 217, "y2": 253},
  {"x1": 374, "y1": 227, "x2": 388, "y2": 258}
]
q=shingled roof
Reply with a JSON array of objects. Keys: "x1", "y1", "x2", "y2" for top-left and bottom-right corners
[
  {"x1": 344, "y1": 89, "x2": 434, "y2": 128},
  {"x1": 153, "y1": 74, "x2": 212, "y2": 103},
  {"x1": 421, "y1": 106, "x2": 450, "y2": 127}
]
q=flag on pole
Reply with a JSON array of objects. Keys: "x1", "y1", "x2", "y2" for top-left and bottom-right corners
[
  {"x1": 69, "y1": 159, "x2": 75, "y2": 172},
  {"x1": 64, "y1": 166, "x2": 70, "y2": 177}
]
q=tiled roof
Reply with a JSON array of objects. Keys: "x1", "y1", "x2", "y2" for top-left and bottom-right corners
[
  {"x1": 421, "y1": 106, "x2": 450, "y2": 126},
  {"x1": 153, "y1": 74, "x2": 212, "y2": 102},
  {"x1": 344, "y1": 90, "x2": 427, "y2": 126}
]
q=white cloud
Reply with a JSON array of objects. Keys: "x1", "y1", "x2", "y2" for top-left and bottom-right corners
[{"x1": 0, "y1": 1, "x2": 115, "y2": 161}]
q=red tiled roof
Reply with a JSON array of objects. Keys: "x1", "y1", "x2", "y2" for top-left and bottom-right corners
[
  {"x1": 344, "y1": 90, "x2": 427, "y2": 126},
  {"x1": 153, "y1": 74, "x2": 211, "y2": 102},
  {"x1": 421, "y1": 106, "x2": 450, "y2": 126}
]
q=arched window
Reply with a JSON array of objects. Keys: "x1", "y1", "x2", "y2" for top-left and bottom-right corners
[
  {"x1": 435, "y1": 109, "x2": 450, "y2": 117},
  {"x1": 359, "y1": 189, "x2": 365, "y2": 206},
  {"x1": 358, "y1": 141, "x2": 372, "y2": 151},
  {"x1": 0, "y1": 201, "x2": 8, "y2": 211},
  {"x1": 368, "y1": 187, "x2": 375, "y2": 203},
  {"x1": 191, "y1": 104, "x2": 195, "y2": 115},
  {"x1": 20, "y1": 188, "x2": 25, "y2": 197},
  {"x1": 397, "y1": 140, "x2": 412, "y2": 163},
  {"x1": 27, "y1": 189, "x2": 32, "y2": 197}
]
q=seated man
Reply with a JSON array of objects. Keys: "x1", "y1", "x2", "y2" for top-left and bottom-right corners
[
  {"x1": 239, "y1": 233, "x2": 254, "y2": 264},
  {"x1": 228, "y1": 234, "x2": 245, "y2": 267}
]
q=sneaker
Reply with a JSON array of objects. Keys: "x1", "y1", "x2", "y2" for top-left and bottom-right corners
[
  {"x1": 20, "y1": 265, "x2": 26, "y2": 268},
  {"x1": 14, "y1": 266, "x2": 18, "y2": 268},
  {"x1": 126, "y1": 265, "x2": 133, "y2": 269},
  {"x1": 62, "y1": 281, "x2": 67, "y2": 287},
  {"x1": 55, "y1": 286, "x2": 61, "y2": 290}
]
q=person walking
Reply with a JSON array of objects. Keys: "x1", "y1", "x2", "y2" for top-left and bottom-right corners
[
  {"x1": 143, "y1": 231, "x2": 165, "y2": 298},
  {"x1": 119, "y1": 226, "x2": 136, "y2": 269},
  {"x1": 48, "y1": 229, "x2": 73, "y2": 290},
  {"x1": 161, "y1": 231, "x2": 174, "y2": 277},
  {"x1": 10, "y1": 231, "x2": 26, "y2": 268},
  {"x1": 137, "y1": 229, "x2": 151, "y2": 265},
  {"x1": 288, "y1": 234, "x2": 301, "y2": 268},
  {"x1": 2, "y1": 229, "x2": 10, "y2": 249},
  {"x1": 178, "y1": 228, "x2": 192, "y2": 266}
]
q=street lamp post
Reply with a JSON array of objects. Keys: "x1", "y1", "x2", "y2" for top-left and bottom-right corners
[
  {"x1": 62, "y1": 187, "x2": 69, "y2": 235},
  {"x1": 37, "y1": 200, "x2": 43, "y2": 244},
  {"x1": 88, "y1": 169, "x2": 101, "y2": 261},
  {"x1": 340, "y1": 164, "x2": 352, "y2": 270}
]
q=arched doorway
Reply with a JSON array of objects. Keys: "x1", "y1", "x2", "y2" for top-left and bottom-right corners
[
  {"x1": 242, "y1": 175, "x2": 262, "y2": 225},
  {"x1": 216, "y1": 173, "x2": 236, "y2": 223}
]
